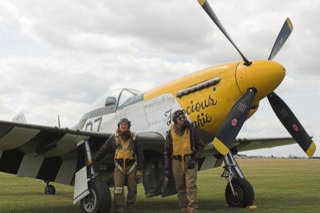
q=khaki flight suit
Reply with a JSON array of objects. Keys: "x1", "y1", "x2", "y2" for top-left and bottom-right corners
[
  {"x1": 113, "y1": 132, "x2": 138, "y2": 213},
  {"x1": 170, "y1": 125, "x2": 199, "y2": 213}
]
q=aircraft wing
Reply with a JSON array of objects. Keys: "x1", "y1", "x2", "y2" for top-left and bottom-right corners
[
  {"x1": 199, "y1": 137, "x2": 296, "y2": 171},
  {"x1": 0, "y1": 120, "x2": 110, "y2": 185},
  {"x1": 235, "y1": 137, "x2": 296, "y2": 152},
  {"x1": 0, "y1": 118, "x2": 297, "y2": 184},
  {"x1": 202, "y1": 137, "x2": 296, "y2": 156}
]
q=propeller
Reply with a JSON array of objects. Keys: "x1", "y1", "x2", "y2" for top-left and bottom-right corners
[
  {"x1": 197, "y1": 0, "x2": 251, "y2": 66},
  {"x1": 266, "y1": 19, "x2": 315, "y2": 157},
  {"x1": 267, "y1": 93, "x2": 316, "y2": 157},
  {"x1": 213, "y1": 88, "x2": 256, "y2": 155},
  {"x1": 198, "y1": 0, "x2": 316, "y2": 156},
  {"x1": 268, "y1": 18, "x2": 293, "y2": 60}
]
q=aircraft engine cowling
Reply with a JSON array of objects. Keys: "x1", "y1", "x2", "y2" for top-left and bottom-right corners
[{"x1": 235, "y1": 60, "x2": 285, "y2": 102}]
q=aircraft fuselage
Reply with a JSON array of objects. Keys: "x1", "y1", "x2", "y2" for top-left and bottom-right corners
[{"x1": 80, "y1": 60, "x2": 285, "y2": 143}]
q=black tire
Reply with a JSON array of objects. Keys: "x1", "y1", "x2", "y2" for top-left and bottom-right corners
[
  {"x1": 44, "y1": 184, "x2": 56, "y2": 195},
  {"x1": 81, "y1": 179, "x2": 108, "y2": 213},
  {"x1": 225, "y1": 178, "x2": 254, "y2": 208},
  {"x1": 98, "y1": 182, "x2": 112, "y2": 213}
]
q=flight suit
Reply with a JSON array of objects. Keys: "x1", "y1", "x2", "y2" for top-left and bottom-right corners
[
  {"x1": 113, "y1": 131, "x2": 138, "y2": 213},
  {"x1": 93, "y1": 129, "x2": 144, "y2": 213},
  {"x1": 164, "y1": 124, "x2": 204, "y2": 213}
]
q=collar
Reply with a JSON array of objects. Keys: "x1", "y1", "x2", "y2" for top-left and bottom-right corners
[{"x1": 174, "y1": 124, "x2": 185, "y2": 136}]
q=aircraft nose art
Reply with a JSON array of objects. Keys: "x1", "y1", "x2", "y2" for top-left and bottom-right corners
[{"x1": 236, "y1": 60, "x2": 285, "y2": 101}]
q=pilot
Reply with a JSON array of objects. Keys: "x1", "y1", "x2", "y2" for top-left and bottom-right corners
[
  {"x1": 89, "y1": 118, "x2": 144, "y2": 213},
  {"x1": 164, "y1": 110, "x2": 204, "y2": 213}
]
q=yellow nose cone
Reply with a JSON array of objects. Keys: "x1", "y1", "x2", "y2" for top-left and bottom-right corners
[{"x1": 236, "y1": 60, "x2": 286, "y2": 100}]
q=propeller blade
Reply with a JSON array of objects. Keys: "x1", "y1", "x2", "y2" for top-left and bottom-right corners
[
  {"x1": 198, "y1": 0, "x2": 251, "y2": 66},
  {"x1": 213, "y1": 88, "x2": 256, "y2": 155},
  {"x1": 268, "y1": 18, "x2": 293, "y2": 60},
  {"x1": 267, "y1": 92, "x2": 316, "y2": 157}
]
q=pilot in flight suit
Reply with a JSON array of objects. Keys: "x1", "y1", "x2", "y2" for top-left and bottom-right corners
[
  {"x1": 164, "y1": 110, "x2": 204, "y2": 213},
  {"x1": 89, "y1": 118, "x2": 144, "y2": 213}
]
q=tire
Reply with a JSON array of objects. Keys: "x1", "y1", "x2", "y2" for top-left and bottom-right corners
[
  {"x1": 81, "y1": 179, "x2": 109, "y2": 213},
  {"x1": 225, "y1": 178, "x2": 254, "y2": 208},
  {"x1": 98, "y1": 182, "x2": 112, "y2": 213},
  {"x1": 44, "y1": 184, "x2": 56, "y2": 195}
]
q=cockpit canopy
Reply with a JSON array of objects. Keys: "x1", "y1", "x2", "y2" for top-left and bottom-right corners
[{"x1": 90, "y1": 88, "x2": 142, "y2": 111}]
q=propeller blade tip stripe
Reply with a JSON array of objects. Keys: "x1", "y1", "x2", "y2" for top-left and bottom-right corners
[
  {"x1": 213, "y1": 137, "x2": 229, "y2": 155},
  {"x1": 305, "y1": 142, "x2": 316, "y2": 157},
  {"x1": 286, "y1": 17, "x2": 293, "y2": 32},
  {"x1": 198, "y1": 0, "x2": 206, "y2": 6}
]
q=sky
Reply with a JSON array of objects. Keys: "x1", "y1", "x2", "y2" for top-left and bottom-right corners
[{"x1": 0, "y1": 0, "x2": 319, "y2": 157}]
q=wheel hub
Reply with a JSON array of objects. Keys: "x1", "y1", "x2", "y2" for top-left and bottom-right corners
[
  {"x1": 82, "y1": 189, "x2": 97, "y2": 212},
  {"x1": 230, "y1": 185, "x2": 244, "y2": 204}
]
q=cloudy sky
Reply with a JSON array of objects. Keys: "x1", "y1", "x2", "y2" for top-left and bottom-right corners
[{"x1": 0, "y1": 0, "x2": 319, "y2": 157}]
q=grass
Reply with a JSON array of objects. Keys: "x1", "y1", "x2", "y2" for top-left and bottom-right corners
[{"x1": 0, "y1": 158, "x2": 319, "y2": 213}]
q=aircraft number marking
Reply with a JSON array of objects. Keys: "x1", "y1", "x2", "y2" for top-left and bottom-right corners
[{"x1": 85, "y1": 117, "x2": 102, "y2": 132}]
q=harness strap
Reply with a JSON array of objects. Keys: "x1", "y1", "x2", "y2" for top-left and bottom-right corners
[{"x1": 115, "y1": 160, "x2": 137, "y2": 174}]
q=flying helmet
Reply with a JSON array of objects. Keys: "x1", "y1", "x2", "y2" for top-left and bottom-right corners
[
  {"x1": 172, "y1": 110, "x2": 185, "y2": 124},
  {"x1": 117, "y1": 117, "x2": 131, "y2": 129}
]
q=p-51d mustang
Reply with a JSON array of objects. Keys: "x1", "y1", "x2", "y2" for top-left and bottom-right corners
[{"x1": 0, "y1": 0, "x2": 316, "y2": 212}]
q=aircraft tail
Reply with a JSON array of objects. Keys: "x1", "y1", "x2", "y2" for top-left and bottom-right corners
[{"x1": 12, "y1": 111, "x2": 27, "y2": 123}]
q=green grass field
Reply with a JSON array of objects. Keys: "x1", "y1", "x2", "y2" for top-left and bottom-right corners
[{"x1": 0, "y1": 158, "x2": 319, "y2": 213}]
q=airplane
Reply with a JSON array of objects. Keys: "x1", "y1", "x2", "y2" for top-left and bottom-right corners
[{"x1": 0, "y1": 0, "x2": 316, "y2": 212}]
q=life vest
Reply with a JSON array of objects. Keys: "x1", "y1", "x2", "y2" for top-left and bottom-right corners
[
  {"x1": 114, "y1": 130, "x2": 137, "y2": 174},
  {"x1": 171, "y1": 124, "x2": 192, "y2": 170}
]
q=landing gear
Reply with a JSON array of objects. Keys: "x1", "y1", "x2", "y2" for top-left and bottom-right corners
[
  {"x1": 81, "y1": 179, "x2": 111, "y2": 213},
  {"x1": 225, "y1": 178, "x2": 254, "y2": 207},
  {"x1": 222, "y1": 152, "x2": 254, "y2": 207},
  {"x1": 44, "y1": 181, "x2": 56, "y2": 195},
  {"x1": 80, "y1": 139, "x2": 112, "y2": 213}
]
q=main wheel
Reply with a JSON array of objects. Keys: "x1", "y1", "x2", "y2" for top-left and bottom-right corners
[
  {"x1": 44, "y1": 184, "x2": 56, "y2": 195},
  {"x1": 225, "y1": 178, "x2": 254, "y2": 207},
  {"x1": 81, "y1": 179, "x2": 111, "y2": 213},
  {"x1": 98, "y1": 181, "x2": 112, "y2": 213}
]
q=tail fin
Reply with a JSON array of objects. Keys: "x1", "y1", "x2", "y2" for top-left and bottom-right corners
[{"x1": 12, "y1": 112, "x2": 27, "y2": 123}]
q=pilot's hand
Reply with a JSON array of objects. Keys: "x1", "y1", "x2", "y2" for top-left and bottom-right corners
[
  {"x1": 136, "y1": 170, "x2": 143, "y2": 179},
  {"x1": 87, "y1": 159, "x2": 94, "y2": 166},
  {"x1": 187, "y1": 160, "x2": 196, "y2": 169}
]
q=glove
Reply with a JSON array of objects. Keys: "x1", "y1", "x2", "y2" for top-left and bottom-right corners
[
  {"x1": 136, "y1": 170, "x2": 143, "y2": 179},
  {"x1": 187, "y1": 160, "x2": 196, "y2": 169},
  {"x1": 87, "y1": 159, "x2": 94, "y2": 166}
]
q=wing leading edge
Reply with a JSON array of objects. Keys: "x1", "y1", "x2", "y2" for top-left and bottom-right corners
[
  {"x1": 201, "y1": 137, "x2": 296, "y2": 156},
  {"x1": 198, "y1": 137, "x2": 296, "y2": 171},
  {"x1": 235, "y1": 137, "x2": 296, "y2": 152}
]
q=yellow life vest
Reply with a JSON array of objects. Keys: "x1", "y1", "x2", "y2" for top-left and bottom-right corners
[
  {"x1": 171, "y1": 125, "x2": 192, "y2": 170},
  {"x1": 171, "y1": 124, "x2": 192, "y2": 156},
  {"x1": 114, "y1": 132, "x2": 136, "y2": 173}
]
